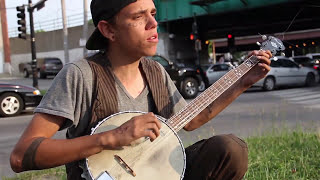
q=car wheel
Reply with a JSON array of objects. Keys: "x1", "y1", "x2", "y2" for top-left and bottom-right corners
[
  {"x1": 40, "y1": 72, "x2": 47, "y2": 79},
  {"x1": 198, "y1": 81, "x2": 206, "y2": 92},
  {"x1": 263, "y1": 77, "x2": 275, "y2": 91},
  {"x1": 305, "y1": 73, "x2": 316, "y2": 87},
  {"x1": 23, "y1": 69, "x2": 29, "y2": 78},
  {"x1": 181, "y1": 77, "x2": 199, "y2": 99},
  {"x1": 0, "y1": 93, "x2": 24, "y2": 117},
  {"x1": 37, "y1": 71, "x2": 46, "y2": 79}
]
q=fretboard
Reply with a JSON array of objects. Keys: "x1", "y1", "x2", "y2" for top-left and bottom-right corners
[{"x1": 167, "y1": 54, "x2": 260, "y2": 132}]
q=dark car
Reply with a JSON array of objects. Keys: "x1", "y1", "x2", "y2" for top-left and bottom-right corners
[
  {"x1": 292, "y1": 55, "x2": 320, "y2": 82},
  {"x1": 292, "y1": 55, "x2": 318, "y2": 69},
  {"x1": 0, "y1": 83, "x2": 43, "y2": 117},
  {"x1": 19, "y1": 57, "x2": 63, "y2": 79},
  {"x1": 149, "y1": 55, "x2": 203, "y2": 99}
]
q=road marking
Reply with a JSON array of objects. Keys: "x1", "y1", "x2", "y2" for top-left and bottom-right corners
[
  {"x1": 289, "y1": 94, "x2": 320, "y2": 101},
  {"x1": 268, "y1": 87, "x2": 320, "y2": 109},
  {"x1": 296, "y1": 98, "x2": 320, "y2": 105},
  {"x1": 275, "y1": 91, "x2": 317, "y2": 98}
]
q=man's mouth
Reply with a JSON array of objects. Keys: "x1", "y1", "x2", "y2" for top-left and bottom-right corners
[{"x1": 147, "y1": 34, "x2": 158, "y2": 42}]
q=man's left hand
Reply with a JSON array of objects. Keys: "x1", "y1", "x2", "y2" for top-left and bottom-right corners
[{"x1": 241, "y1": 50, "x2": 272, "y2": 88}]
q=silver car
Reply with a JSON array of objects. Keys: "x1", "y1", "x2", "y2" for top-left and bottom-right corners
[
  {"x1": 254, "y1": 56, "x2": 319, "y2": 91},
  {"x1": 201, "y1": 63, "x2": 233, "y2": 86}
]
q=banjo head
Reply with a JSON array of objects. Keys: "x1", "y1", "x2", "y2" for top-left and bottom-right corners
[{"x1": 82, "y1": 111, "x2": 186, "y2": 180}]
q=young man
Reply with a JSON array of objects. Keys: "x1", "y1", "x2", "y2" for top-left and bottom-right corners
[{"x1": 10, "y1": 0, "x2": 272, "y2": 179}]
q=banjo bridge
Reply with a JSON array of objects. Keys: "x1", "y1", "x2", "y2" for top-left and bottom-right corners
[{"x1": 114, "y1": 155, "x2": 137, "y2": 177}]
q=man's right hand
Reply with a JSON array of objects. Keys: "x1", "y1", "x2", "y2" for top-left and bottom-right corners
[{"x1": 100, "y1": 112, "x2": 162, "y2": 149}]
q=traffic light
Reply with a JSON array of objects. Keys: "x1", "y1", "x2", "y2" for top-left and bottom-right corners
[
  {"x1": 190, "y1": 21, "x2": 199, "y2": 41},
  {"x1": 227, "y1": 34, "x2": 235, "y2": 52},
  {"x1": 16, "y1": 6, "x2": 27, "y2": 39}
]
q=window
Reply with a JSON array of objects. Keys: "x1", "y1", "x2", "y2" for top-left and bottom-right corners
[
  {"x1": 281, "y1": 59, "x2": 298, "y2": 68},
  {"x1": 212, "y1": 64, "x2": 229, "y2": 71},
  {"x1": 270, "y1": 60, "x2": 281, "y2": 67},
  {"x1": 46, "y1": 58, "x2": 62, "y2": 65},
  {"x1": 152, "y1": 56, "x2": 169, "y2": 67}
]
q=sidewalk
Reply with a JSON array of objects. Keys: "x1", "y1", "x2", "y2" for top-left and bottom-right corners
[{"x1": 0, "y1": 73, "x2": 23, "y2": 80}]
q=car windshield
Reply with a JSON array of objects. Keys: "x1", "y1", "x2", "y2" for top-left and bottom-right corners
[
  {"x1": 312, "y1": 55, "x2": 320, "y2": 60},
  {"x1": 200, "y1": 65, "x2": 211, "y2": 71},
  {"x1": 46, "y1": 59, "x2": 62, "y2": 65},
  {"x1": 293, "y1": 57, "x2": 314, "y2": 64}
]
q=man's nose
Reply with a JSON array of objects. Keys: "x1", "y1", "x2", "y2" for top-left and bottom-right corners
[{"x1": 146, "y1": 15, "x2": 158, "y2": 30}]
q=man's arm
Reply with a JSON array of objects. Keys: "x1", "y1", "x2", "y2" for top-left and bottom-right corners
[
  {"x1": 10, "y1": 113, "x2": 105, "y2": 172},
  {"x1": 184, "y1": 50, "x2": 272, "y2": 131},
  {"x1": 10, "y1": 112, "x2": 161, "y2": 172}
]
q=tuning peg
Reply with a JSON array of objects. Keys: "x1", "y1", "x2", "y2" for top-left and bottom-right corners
[
  {"x1": 281, "y1": 52, "x2": 285, "y2": 56},
  {"x1": 262, "y1": 35, "x2": 267, "y2": 41},
  {"x1": 256, "y1": 42, "x2": 261, "y2": 46}
]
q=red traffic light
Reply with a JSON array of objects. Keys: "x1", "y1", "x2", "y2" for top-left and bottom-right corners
[
  {"x1": 190, "y1": 34, "x2": 194, "y2": 40},
  {"x1": 228, "y1": 34, "x2": 233, "y2": 39}
]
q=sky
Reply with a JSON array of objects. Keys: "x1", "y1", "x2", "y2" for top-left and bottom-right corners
[{"x1": 5, "y1": 0, "x2": 92, "y2": 36}]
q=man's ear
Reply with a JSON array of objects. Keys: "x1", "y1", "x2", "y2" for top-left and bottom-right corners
[{"x1": 97, "y1": 20, "x2": 116, "y2": 41}]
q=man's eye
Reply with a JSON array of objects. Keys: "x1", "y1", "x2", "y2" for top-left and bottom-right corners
[{"x1": 134, "y1": 15, "x2": 142, "y2": 19}]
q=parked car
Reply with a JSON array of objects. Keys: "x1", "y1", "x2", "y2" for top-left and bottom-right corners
[
  {"x1": 19, "y1": 57, "x2": 63, "y2": 79},
  {"x1": 253, "y1": 56, "x2": 319, "y2": 90},
  {"x1": 201, "y1": 63, "x2": 233, "y2": 87},
  {"x1": 292, "y1": 55, "x2": 319, "y2": 71},
  {"x1": 0, "y1": 83, "x2": 42, "y2": 117},
  {"x1": 149, "y1": 55, "x2": 204, "y2": 99}
]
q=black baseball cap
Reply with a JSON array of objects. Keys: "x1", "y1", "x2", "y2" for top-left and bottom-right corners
[{"x1": 86, "y1": 0, "x2": 137, "y2": 50}]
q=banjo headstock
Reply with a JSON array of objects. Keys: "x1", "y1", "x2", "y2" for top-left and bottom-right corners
[{"x1": 258, "y1": 35, "x2": 285, "y2": 56}]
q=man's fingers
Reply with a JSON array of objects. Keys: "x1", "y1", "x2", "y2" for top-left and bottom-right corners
[
  {"x1": 144, "y1": 123, "x2": 160, "y2": 137},
  {"x1": 257, "y1": 55, "x2": 271, "y2": 65},
  {"x1": 258, "y1": 63, "x2": 271, "y2": 72},
  {"x1": 140, "y1": 113, "x2": 162, "y2": 129}
]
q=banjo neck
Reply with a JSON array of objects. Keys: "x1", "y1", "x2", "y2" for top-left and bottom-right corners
[{"x1": 166, "y1": 55, "x2": 260, "y2": 132}]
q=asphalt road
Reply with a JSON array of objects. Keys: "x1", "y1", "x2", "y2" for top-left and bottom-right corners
[{"x1": 0, "y1": 78, "x2": 319, "y2": 178}]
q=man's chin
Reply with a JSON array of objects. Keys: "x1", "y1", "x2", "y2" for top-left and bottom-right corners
[{"x1": 144, "y1": 47, "x2": 158, "y2": 57}]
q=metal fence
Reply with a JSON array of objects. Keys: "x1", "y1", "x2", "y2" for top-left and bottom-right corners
[{"x1": 9, "y1": 12, "x2": 92, "y2": 37}]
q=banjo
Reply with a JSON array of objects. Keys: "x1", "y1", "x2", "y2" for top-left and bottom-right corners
[{"x1": 81, "y1": 36, "x2": 285, "y2": 180}]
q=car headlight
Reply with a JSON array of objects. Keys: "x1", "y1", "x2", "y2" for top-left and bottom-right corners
[
  {"x1": 178, "y1": 69, "x2": 186, "y2": 76},
  {"x1": 33, "y1": 90, "x2": 41, "y2": 95}
]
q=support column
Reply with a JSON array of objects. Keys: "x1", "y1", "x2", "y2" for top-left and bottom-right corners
[{"x1": 0, "y1": 0, "x2": 11, "y2": 74}]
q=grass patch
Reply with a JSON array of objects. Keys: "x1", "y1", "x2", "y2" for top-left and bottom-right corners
[
  {"x1": 244, "y1": 130, "x2": 320, "y2": 179},
  {"x1": 40, "y1": 90, "x2": 47, "y2": 95},
  {"x1": 4, "y1": 130, "x2": 319, "y2": 179},
  {"x1": 2, "y1": 166, "x2": 66, "y2": 180}
]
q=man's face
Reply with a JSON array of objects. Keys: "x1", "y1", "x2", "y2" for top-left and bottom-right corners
[{"x1": 112, "y1": 0, "x2": 158, "y2": 58}]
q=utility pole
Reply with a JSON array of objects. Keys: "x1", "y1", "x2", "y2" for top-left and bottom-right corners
[
  {"x1": 24, "y1": 0, "x2": 47, "y2": 88},
  {"x1": 83, "y1": 0, "x2": 88, "y2": 56},
  {"x1": 0, "y1": 0, "x2": 11, "y2": 74},
  {"x1": 61, "y1": 0, "x2": 69, "y2": 63},
  {"x1": 28, "y1": 0, "x2": 38, "y2": 88}
]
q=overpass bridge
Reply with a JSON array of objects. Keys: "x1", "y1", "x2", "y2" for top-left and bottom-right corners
[{"x1": 154, "y1": 0, "x2": 320, "y2": 63}]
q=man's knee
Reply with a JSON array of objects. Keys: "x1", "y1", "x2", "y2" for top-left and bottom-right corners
[{"x1": 206, "y1": 134, "x2": 248, "y2": 178}]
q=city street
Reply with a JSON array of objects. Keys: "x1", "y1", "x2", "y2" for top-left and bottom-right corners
[{"x1": 0, "y1": 77, "x2": 319, "y2": 178}]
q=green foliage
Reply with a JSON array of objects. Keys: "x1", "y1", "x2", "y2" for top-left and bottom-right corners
[
  {"x1": 3, "y1": 131, "x2": 319, "y2": 179},
  {"x1": 244, "y1": 130, "x2": 320, "y2": 179},
  {"x1": 2, "y1": 166, "x2": 66, "y2": 180},
  {"x1": 35, "y1": 29, "x2": 45, "y2": 33},
  {"x1": 40, "y1": 89, "x2": 47, "y2": 95},
  {"x1": 88, "y1": 19, "x2": 94, "y2": 25}
]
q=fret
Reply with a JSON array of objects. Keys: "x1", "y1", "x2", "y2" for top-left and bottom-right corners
[
  {"x1": 223, "y1": 74, "x2": 233, "y2": 86},
  {"x1": 229, "y1": 70, "x2": 239, "y2": 82},
  {"x1": 234, "y1": 68, "x2": 242, "y2": 77},
  {"x1": 217, "y1": 80, "x2": 226, "y2": 91}
]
